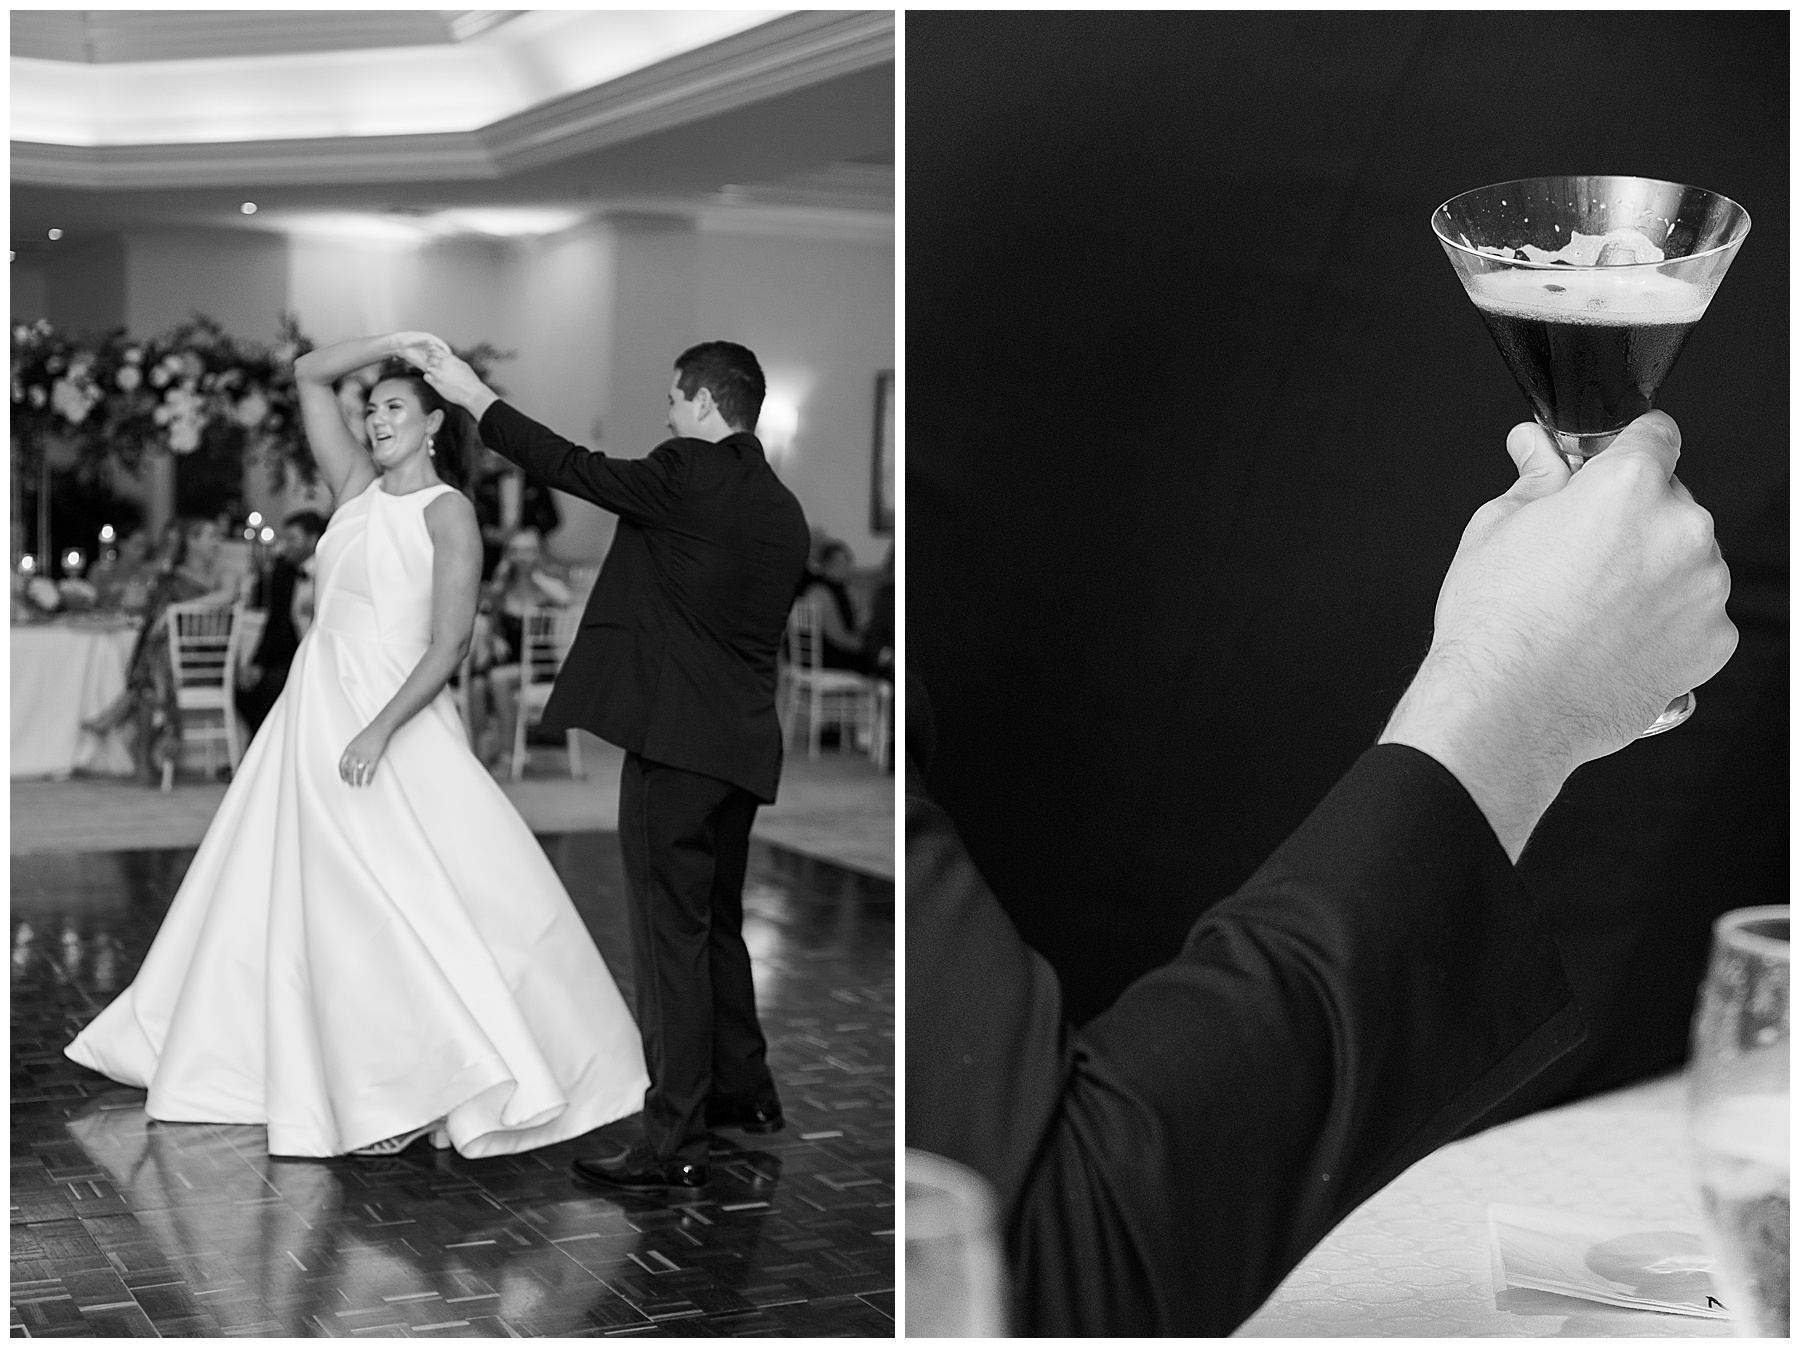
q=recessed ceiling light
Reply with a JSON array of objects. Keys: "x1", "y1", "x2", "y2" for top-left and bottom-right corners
[
  {"x1": 47, "y1": 228, "x2": 62, "y2": 240},
  {"x1": 241, "y1": 202, "x2": 258, "y2": 215}
]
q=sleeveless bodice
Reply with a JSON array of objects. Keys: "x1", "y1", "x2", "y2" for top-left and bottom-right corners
[{"x1": 312, "y1": 478, "x2": 456, "y2": 666}]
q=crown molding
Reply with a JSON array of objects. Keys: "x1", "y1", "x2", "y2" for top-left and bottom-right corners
[
  {"x1": 485, "y1": 11, "x2": 894, "y2": 175},
  {"x1": 9, "y1": 10, "x2": 495, "y2": 64},
  {"x1": 697, "y1": 203, "x2": 894, "y2": 246},
  {"x1": 10, "y1": 12, "x2": 893, "y2": 191}
]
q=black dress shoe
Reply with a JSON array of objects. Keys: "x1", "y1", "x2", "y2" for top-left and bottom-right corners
[
  {"x1": 706, "y1": 1096, "x2": 785, "y2": 1134},
  {"x1": 571, "y1": 1145, "x2": 709, "y2": 1193}
]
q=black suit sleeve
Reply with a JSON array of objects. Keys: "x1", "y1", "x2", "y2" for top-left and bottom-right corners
[
  {"x1": 906, "y1": 743, "x2": 1586, "y2": 1337},
  {"x1": 478, "y1": 400, "x2": 686, "y2": 525}
]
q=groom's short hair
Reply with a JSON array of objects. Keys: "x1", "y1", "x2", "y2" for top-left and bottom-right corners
[{"x1": 675, "y1": 341, "x2": 765, "y2": 433}]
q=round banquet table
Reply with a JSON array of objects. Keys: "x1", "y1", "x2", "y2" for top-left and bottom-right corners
[
  {"x1": 1237, "y1": 1072, "x2": 1735, "y2": 1337},
  {"x1": 12, "y1": 617, "x2": 141, "y2": 779}
]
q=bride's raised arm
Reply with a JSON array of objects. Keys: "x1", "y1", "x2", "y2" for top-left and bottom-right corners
[{"x1": 294, "y1": 332, "x2": 447, "y2": 506}]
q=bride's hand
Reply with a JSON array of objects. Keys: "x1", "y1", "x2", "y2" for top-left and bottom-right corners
[
  {"x1": 390, "y1": 331, "x2": 451, "y2": 370},
  {"x1": 339, "y1": 724, "x2": 391, "y2": 788}
]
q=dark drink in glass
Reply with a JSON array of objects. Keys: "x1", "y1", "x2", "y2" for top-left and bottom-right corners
[
  {"x1": 1434, "y1": 176, "x2": 1748, "y2": 468},
  {"x1": 1467, "y1": 266, "x2": 1707, "y2": 440},
  {"x1": 1433, "y1": 176, "x2": 1749, "y2": 736}
]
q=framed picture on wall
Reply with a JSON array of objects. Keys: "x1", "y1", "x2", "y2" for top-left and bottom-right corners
[{"x1": 870, "y1": 369, "x2": 894, "y2": 536}]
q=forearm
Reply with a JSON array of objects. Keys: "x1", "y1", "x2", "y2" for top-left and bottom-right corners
[
  {"x1": 1014, "y1": 744, "x2": 1583, "y2": 1335},
  {"x1": 447, "y1": 380, "x2": 497, "y2": 422},
  {"x1": 1378, "y1": 641, "x2": 1573, "y2": 862},
  {"x1": 295, "y1": 333, "x2": 403, "y2": 387},
  {"x1": 368, "y1": 638, "x2": 467, "y2": 739},
  {"x1": 477, "y1": 401, "x2": 599, "y2": 497},
  {"x1": 478, "y1": 400, "x2": 680, "y2": 521}
]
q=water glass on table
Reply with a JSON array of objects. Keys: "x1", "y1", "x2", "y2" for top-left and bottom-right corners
[
  {"x1": 1686, "y1": 905, "x2": 1788, "y2": 1337},
  {"x1": 906, "y1": 1149, "x2": 1008, "y2": 1336}
]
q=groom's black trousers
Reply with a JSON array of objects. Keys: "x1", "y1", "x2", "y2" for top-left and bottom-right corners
[{"x1": 618, "y1": 752, "x2": 775, "y2": 1163}]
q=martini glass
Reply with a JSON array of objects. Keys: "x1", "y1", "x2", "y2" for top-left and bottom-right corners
[{"x1": 1433, "y1": 175, "x2": 1750, "y2": 736}]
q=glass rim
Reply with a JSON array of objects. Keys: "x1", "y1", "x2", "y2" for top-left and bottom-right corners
[
  {"x1": 1431, "y1": 174, "x2": 1752, "y2": 272},
  {"x1": 1713, "y1": 904, "x2": 1790, "y2": 961}
]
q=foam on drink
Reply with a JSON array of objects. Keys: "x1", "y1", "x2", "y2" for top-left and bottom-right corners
[{"x1": 1466, "y1": 266, "x2": 1715, "y2": 326}]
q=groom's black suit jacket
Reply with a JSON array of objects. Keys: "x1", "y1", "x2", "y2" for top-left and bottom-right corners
[
  {"x1": 907, "y1": 679, "x2": 1588, "y2": 1336},
  {"x1": 478, "y1": 401, "x2": 811, "y2": 802}
]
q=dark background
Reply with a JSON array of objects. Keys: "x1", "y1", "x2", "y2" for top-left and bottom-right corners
[{"x1": 908, "y1": 11, "x2": 1787, "y2": 1118}]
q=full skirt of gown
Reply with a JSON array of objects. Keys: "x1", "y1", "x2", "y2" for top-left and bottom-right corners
[{"x1": 65, "y1": 480, "x2": 648, "y2": 1157}]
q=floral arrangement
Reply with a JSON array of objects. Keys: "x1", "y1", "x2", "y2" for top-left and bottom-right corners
[
  {"x1": 11, "y1": 570, "x2": 97, "y2": 621},
  {"x1": 12, "y1": 315, "x2": 508, "y2": 490}
]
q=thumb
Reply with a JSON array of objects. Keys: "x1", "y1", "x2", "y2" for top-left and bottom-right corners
[{"x1": 1502, "y1": 422, "x2": 1571, "y2": 503}]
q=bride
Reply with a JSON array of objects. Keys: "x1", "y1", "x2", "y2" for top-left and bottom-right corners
[{"x1": 66, "y1": 331, "x2": 649, "y2": 1158}]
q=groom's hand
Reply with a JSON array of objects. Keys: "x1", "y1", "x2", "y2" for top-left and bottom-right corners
[
  {"x1": 390, "y1": 330, "x2": 451, "y2": 370},
  {"x1": 423, "y1": 350, "x2": 498, "y2": 421},
  {"x1": 1381, "y1": 411, "x2": 1734, "y2": 860}
]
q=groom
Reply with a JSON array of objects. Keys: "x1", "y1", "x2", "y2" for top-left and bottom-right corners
[{"x1": 425, "y1": 340, "x2": 811, "y2": 1191}]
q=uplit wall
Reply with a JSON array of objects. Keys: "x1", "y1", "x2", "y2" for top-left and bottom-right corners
[
  {"x1": 698, "y1": 226, "x2": 895, "y2": 568},
  {"x1": 12, "y1": 218, "x2": 893, "y2": 563}
]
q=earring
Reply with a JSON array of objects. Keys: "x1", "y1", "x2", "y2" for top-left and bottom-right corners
[{"x1": 427, "y1": 435, "x2": 435, "y2": 457}]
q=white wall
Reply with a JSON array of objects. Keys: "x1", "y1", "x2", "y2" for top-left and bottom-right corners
[
  {"x1": 287, "y1": 233, "x2": 508, "y2": 348},
  {"x1": 489, "y1": 222, "x2": 619, "y2": 561},
  {"x1": 124, "y1": 229, "x2": 289, "y2": 342},
  {"x1": 697, "y1": 227, "x2": 894, "y2": 566},
  {"x1": 12, "y1": 258, "x2": 50, "y2": 323},
  {"x1": 13, "y1": 220, "x2": 893, "y2": 562}
]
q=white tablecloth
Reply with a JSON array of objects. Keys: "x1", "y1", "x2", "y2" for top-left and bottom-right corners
[
  {"x1": 1237, "y1": 1073, "x2": 1732, "y2": 1337},
  {"x1": 12, "y1": 620, "x2": 140, "y2": 778}
]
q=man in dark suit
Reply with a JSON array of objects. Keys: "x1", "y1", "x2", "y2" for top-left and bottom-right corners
[
  {"x1": 234, "y1": 510, "x2": 325, "y2": 736},
  {"x1": 909, "y1": 413, "x2": 1739, "y2": 1335},
  {"x1": 424, "y1": 339, "x2": 812, "y2": 1192}
]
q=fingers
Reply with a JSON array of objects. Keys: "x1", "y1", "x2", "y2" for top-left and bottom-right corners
[
  {"x1": 337, "y1": 750, "x2": 377, "y2": 787},
  {"x1": 1502, "y1": 422, "x2": 1571, "y2": 502},
  {"x1": 1589, "y1": 409, "x2": 1682, "y2": 482}
]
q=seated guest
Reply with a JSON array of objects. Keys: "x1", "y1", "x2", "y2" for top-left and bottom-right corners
[
  {"x1": 474, "y1": 449, "x2": 563, "y2": 580},
  {"x1": 89, "y1": 530, "x2": 152, "y2": 609},
  {"x1": 864, "y1": 545, "x2": 894, "y2": 680},
  {"x1": 477, "y1": 527, "x2": 573, "y2": 766},
  {"x1": 85, "y1": 517, "x2": 244, "y2": 786},
  {"x1": 908, "y1": 414, "x2": 1740, "y2": 1336},
  {"x1": 801, "y1": 540, "x2": 876, "y2": 674},
  {"x1": 235, "y1": 510, "x2": 326, "y2": 737}
]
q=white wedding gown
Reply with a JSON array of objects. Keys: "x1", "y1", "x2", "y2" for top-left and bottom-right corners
[{"x1": 66, "y1": 478, "x2": 648, "y2": 1158}]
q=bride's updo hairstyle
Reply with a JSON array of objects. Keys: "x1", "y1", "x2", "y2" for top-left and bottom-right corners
[{"x1": 372, "y1": 357, "x2": 479, "y2": 494}]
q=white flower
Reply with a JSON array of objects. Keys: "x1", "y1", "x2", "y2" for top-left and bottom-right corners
[
  {"x1": 12, "y1": 325, "x2": 30, "y2": 344},
  {"x1": 116, "y1": 366, "x2": 142, "y2": 392},
  {"x1": 51, "y1": 378, "x2": 94, "y2": 424},
  {"x1": 45, "y1": 354, "x2": 65, "y2": 375},
  {"x1": 149, "y1": 366, "x2": 170, "y2": 389},
  {"x1": 67, "y1": 354, "x2": 93, "y2": 382},
  {"x1": 234, "y1": 390, "x2": 270, "y2": 428},
  {"x1": 124, "y1": 347, "x2": 143, "y2": 364},
  {"x1": 169, "y1": 419, "x2": 202, "y2": 453},
  {"x1": 27, "y1": 577, "x2": 61, "y2": 610},
  {"x1": 27, "y1": 385, "x2": 47, "y2": 408}
]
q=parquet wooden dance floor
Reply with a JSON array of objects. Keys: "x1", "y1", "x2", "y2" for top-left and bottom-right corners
[{"x1": 11, "y1": 835, "x2": 894, "y2": 1337}]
